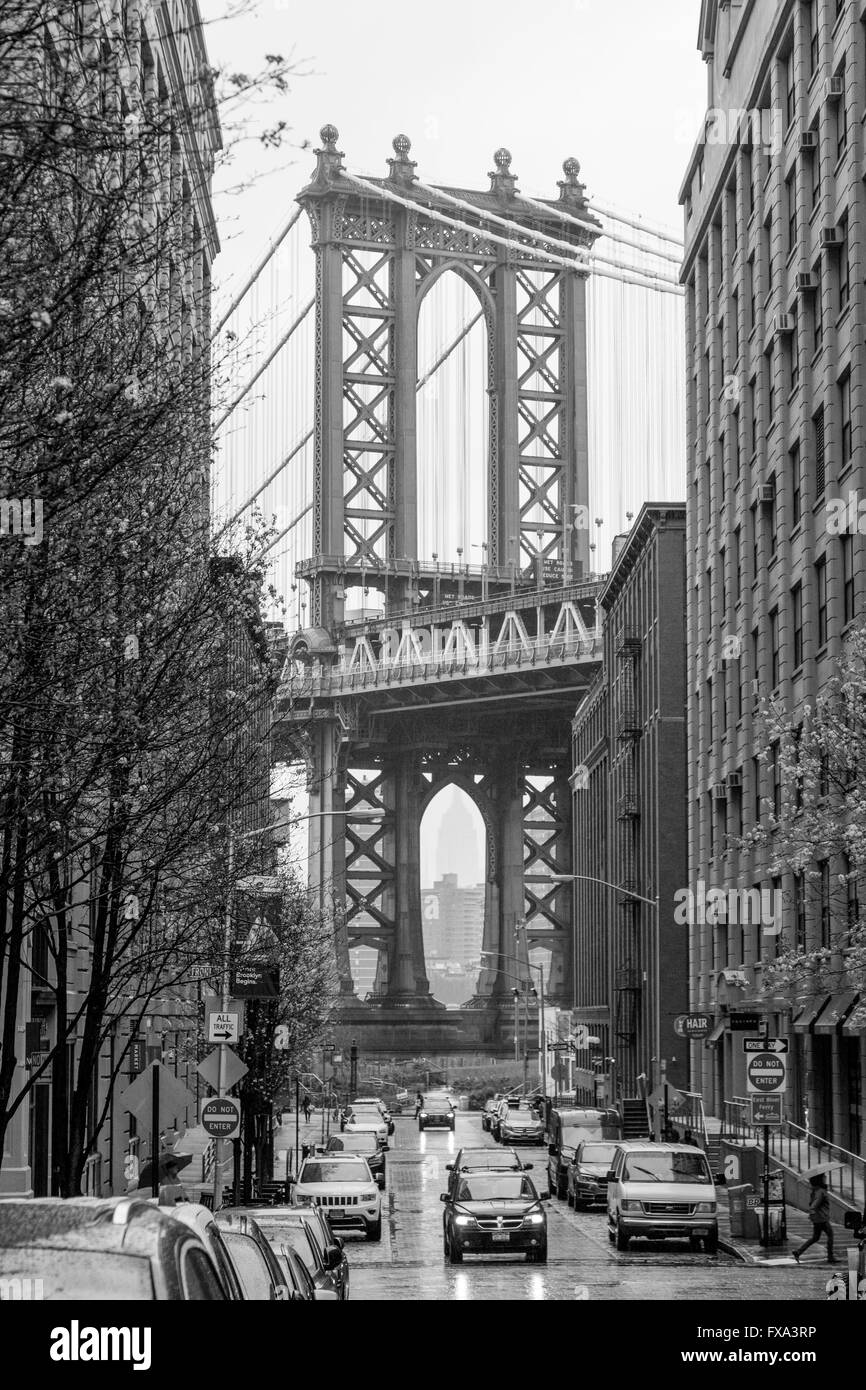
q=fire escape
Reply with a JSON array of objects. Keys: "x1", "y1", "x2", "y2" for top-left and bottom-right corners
[{"x1": 613, "y1": 624, "x2": 642, "y2": 1088}]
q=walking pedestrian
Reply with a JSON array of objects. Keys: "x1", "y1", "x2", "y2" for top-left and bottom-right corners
[
  {"x1": 793, "y1": 1174, "x2": 837, "y2": 1264},
  {"x1": 302, "y1": 1093, "x2": 311, "y2": 1123},
  {"x1": 682, "y1": 1128, "x2": 699, "y2": 1147}
]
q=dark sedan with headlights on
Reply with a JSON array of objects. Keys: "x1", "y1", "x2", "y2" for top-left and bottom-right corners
[
  {"x1": 441, "y1": 1169, "x2": 549, "y2": 1263},
  {"x1": 418, "y1": 1097, "x2": 455, "y2": 1132}
]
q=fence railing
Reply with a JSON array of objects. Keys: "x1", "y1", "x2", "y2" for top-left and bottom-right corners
[
  {"x1": 82, "y1": 1152, "x2": 103, "y2": 1196},
  {"x1": 722, "y1": 1100, "x2": 866, "y2": 1207}
]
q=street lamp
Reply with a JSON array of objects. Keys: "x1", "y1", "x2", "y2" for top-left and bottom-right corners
[{"x1": 480, "y1": 949, "x2": 547, "y2": 1101}]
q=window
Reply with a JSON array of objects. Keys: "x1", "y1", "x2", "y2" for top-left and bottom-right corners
[
  {"x1": 785, "y1": 48, "x2": 797, "y2": 127},
  {"x1": 786, "y1": 169, "x2": 797, "y2": 251},
  {"x1": 836, "y1": 68, "x2": 848, "y2": 161},
  {"x1": 792, "y1": 581, "x2": 804, "y2": 667},
  {"x1": 843, "y1": 534, "x2": 855, "y2": 623},
  {"x1": 732, "y1": 407, "x2": 741, "y2": 480},
  {"x1": 809, "y1": 1, "x2": 819, "y2": 76},
  {"x1": 813, "y1": 262, "x2": 823, "y2": 353},
  {"x1": 816, "y1": 556, "x2": 828, "y2": 647},
  {"x1": 791, "y1": 440, "x2": 802, "y2": 526},
  {"x1": 810, "y1": 140, "x2": 821, "y2": 213},
  {"x1": 814, "y1": 405, "x2": 825, "y2": 495},
  {"x1": 750, "y1": 506, "x2": 759, "y2": 579},
  {"x1": 790, "y1": 303, "x2": 799, "y2": 392},
  {"x1": 819, "y1": 859, "x2": 831, "y2": 947},
  {"x1": 840, "y1": 370, "x2": 852, "y2": 466},
  {"x1": 753, "y1": 754, "x2": 762, "y2": 824},
  {"x1": 795, "y1": 874, "x2": 806, "y2": 949},
  {"x1": 839, "y1": 211, "x2": 850, "y2": 311},
  {"x1": 792, "y1": 724, "x2": 804, "y2": 811},
  {"x1": 769, "y1": 875, "x2": 782, "y2": 956},
  {"x1": 772, "y1": 744, "x2": 782, "y2": 818},
  {"x1": 749, "y1": 377, "x2": 757, "y2": 455},
  {"x1": 766, "y1": 346, "x2": 775, "y2": 421},
  {"x1": 734, "y1": 524, "x2": 743, "y2": 601},
  {"x1": 764, "y1": 214, "x2": 774, "y2": 294},
  {"x1": 705, "y1": 678, "x2": 713, "y2": 746},
  {"x1": 731, "y1": 287, "x2": 739, "y2": 363},
  {"x1": 767, "y1": 473, "x2": 777, "y2": 557},
  {"x1": 720, "y1": 546, "x2": 727, "y2": 618},
  {"x1": 747, "y1": 254, "x2": 756, "y2": 330},
  {"x1": 769, "y1": 607, "x2": 780, "y2": 688}
]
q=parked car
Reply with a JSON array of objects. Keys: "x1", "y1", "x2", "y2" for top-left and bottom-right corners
[
  {"x1": 606, "y1": 1142, "x2": 718, "y2": 1252},
  {"x1": 441, "y1": 1168, "x2": 549, "y2": 1264},
  {"x1": 212, "y1": 1210, "x2": 293, "y2": 1300},
  {"x1": 0, "y1": 1197, "x2": 229, "y2": 1300},
  {"x1": 324, "y1": 1131, "x2": 388, "y2": 1188},
  {"x1": 418, "y1": 1097, "x2": 456, "y2": 1132},
  {"x1": 228, "y1": 1205, "x2": 349, "y2": 1299},
  {"x1": 349, "y1": 1097, "x2": 394, "y2": 1134},
  {"x1": 292, "y1": 1153, "x2": 382, "y2": 1240},
  {"x1": 343, "y1": 1106, "x2": 390, "y2": 1142},
  {"x1": 445, "y1": 1146, "x2": 529, "y2": 1198},
  {"x1": 567, "y1": 1140, "x2": 620, "y2": 1210},
  {"x1": 162, "y1": 1203, "x2": 246, "y2": 1299},
  {"x1": 480, "y1": 1098, "x2": 500, "y2": 1133},
  {"x1": 278, "y1": 1241, "x2": 334, "y2": 1300},
  {"x1": 498, "y1": 1107, "x2": 545, "y2": 1147},
  {"x1": 546, "y1": 1108, "x2": 621, "y2": 1199}
]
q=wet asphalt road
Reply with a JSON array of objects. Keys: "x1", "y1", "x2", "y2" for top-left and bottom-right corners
[{"x1": 338, "y1": 1114, "x2": 829, "y2": 1302}]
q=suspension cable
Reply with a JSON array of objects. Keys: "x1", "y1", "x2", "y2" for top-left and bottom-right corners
[
  {"x1": 215, "y1": 297, "x2": 315, "y2": 430},
  {"x1": 212, "y1": 207, "x2": 304, "y2": 339}
]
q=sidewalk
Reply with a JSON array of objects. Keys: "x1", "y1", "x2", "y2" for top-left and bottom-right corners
[{"x1": 717, "y1": 1190, "x2": 861, "y2": 1266}]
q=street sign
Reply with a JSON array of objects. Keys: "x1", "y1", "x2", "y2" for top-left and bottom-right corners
[
  {"x1": 746, "y1": 1050, "x2": 788, "y2": 1095},
  {"x1": 187, "y1": 963, "x2": 211, "y2": 981},
  {"x1": 744, "y1": 1037, "x2": 788, "y2": 1053},
  {"x1": 673, "y1": 1013, "x2": 712, "y2": 1039},
  {"x1": 231, "y1": 962, "x2": 280, "y2": 998},
  {"x1": 750, "y1": 1095, "x2": 784, "y2": 1126},
  {"x1": 196, "y1": 1046, "x2": 248, "y2": 1092},
  {"x1": 729, "y1": 1012, "x2": 762, "y2": 1031},
  {"x1": 208, "y1": 1010, "x2": 241, "y2": 1044},
  {"x1": 746, "y1": 1194, "x2": 762, "y2": 1209},
  {"x1": 118, "y1": 1063, "x2": 196, "y2": 1131},
  {"x1": 128, "y1": 1039, "x2": 147, "y2": 1075},
  {"x1": 571, "y1": 1025, "x2": 590, "y2": 1049},
  {"x1": 201, "y1": 1096, "x2": 241, "y2": 1140}
]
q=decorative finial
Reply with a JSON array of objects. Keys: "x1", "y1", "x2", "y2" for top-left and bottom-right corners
[
  {"x1": 320, "y1": 124, "x2": 339, "y2": 149},
  {"x1": 489, "y1": 147, "x2": 518, "y2": 199},
  {"x1": 310, "y1": 123, "x2": 344, "y2": 184},
  {"x1": 387, "y1": 132, "x2": 417, "y2": 184},
  {"x1": 563, "y1": 156, "x2": 581, "y2": 180},
  {"x1": 558, "y1": 154, "x2": 590, "y2": 210}
]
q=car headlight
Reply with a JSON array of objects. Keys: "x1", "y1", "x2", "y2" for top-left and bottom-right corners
[
  {"x1": 454, "y1": 1215, "x2": 475, "y2": 1227},
  {"x1": 419, "y1": 1111, "x2": 427, "y2": 1118},
  {"x1": 620, "y1": 1200, "x2": 643, "y2": 1212},
  {"x1": 694, "y1": 1202, "x2": 716, "y2": 1214},
  {"x1": 524, "y1": 1211, "x2": 545, "y2": 1225},
  {"x1": 364, "y1": 1191, "x2": 378, "y2": 1202},
  {"x1": 295, "y1": 1192, "x2": 314, "y2": 1205}
]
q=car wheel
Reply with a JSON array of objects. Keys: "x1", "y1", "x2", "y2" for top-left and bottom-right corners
[
  {"x1": 418, "y1": 1121, "x2": 424, "y2": 1132},
  {"x1": 704, "y1": 1231, "x2": 719, "y2": 1255},
  {"x1": 566, "y1": 1187, "x2": 575, "y2": 1208},
  {"x1": 607, "y1": 1224, "x2": 615, "y2": 1244},
  {"x1": 446, "y1": 1230, "x2": 463, "y2": 1264},
  {"x1": 557, "y1": 1177, "x2": 567, "y2": 1201},
  {"x1": 689, "y1": 1233, "x2": 702, "y2": 1252},
  {"x1": 366, "y1": 1218, "x2": 382, "y2": 1242},
  {"x1": 615, "y1": 1219, "x2": 630, "y2": 1252},
  {"x1": 530, "y1": 1244, "x2": 548, "y2": 1264}
]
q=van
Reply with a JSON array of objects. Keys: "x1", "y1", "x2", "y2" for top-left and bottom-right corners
[
  {"x1": 606, "y1": 1142, "x2": 718, "y2": 1253},
  {"x1": 545, "y1": 1107, "x2": 620, "y2": 1201}
]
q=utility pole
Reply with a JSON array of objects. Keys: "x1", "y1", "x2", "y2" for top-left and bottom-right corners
[{"x1": 212, "y1": 832, "x2": 234, "y2": 1211}]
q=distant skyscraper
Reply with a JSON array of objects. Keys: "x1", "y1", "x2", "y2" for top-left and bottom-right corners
[{"x1": 432, "y1": 788, "x2": 483, "y2": 887}]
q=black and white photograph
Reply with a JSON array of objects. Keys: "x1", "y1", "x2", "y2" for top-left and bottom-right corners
[{"x1": 0, "y1": 0, "x2": 865, "y2": 1355}]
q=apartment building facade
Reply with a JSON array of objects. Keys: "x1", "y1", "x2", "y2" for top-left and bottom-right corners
[
  {"x1": 571, "y1": 505, "x2": 689, "y2": 1102},
  {"x1": 682, "y1": 0, "x2": 865, "y2": 1151}
]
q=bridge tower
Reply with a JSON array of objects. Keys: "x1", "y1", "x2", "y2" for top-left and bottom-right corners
[{"x1": 282, "y1": 128, "x2": 604, "y2": 1052}]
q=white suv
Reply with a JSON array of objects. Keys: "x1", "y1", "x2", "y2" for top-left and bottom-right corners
[
  {"x1": 606, "y1": 1142, "x2": 718, "y2": 1253},
  {"x1": 293, "y1": 1153, "x2": 383, "y2": 1241}
]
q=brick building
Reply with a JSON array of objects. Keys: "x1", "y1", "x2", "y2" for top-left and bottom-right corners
[
  {"x1": 571, "y1": 504, "x2": 688, "y2": 1102},
  {"x1": 681, "y1": 0, "x2": 865, "y2": 1150}
]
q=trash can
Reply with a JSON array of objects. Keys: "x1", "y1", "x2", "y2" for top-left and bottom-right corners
[
  {"x1": 727, "y1": 1183, "x2": 754, "y2": 1238},
  {"x1": 458, "y1": 1095, "x2": 469, "y2": 1112},
  {"x1": 757, "y1": 1205, "x2": 785, "y2": 1246}
]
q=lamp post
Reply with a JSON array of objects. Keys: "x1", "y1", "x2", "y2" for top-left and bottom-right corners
[
  {"x1": 549, "y1": 872, "x2": 659, "y2": 1115},
  {"x1": 480, "y1": 950, "x2": 546, "y2": 1101}
]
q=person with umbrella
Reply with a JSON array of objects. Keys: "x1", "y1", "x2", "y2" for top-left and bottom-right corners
[
  {"x1": 134, "y1": 1150, "x2": 193, "y2": 1202},
  {"x1": 793, "y1": 1172, "x2": 837, "y2": 1264}
]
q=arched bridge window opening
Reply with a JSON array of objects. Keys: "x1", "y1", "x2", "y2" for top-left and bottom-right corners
[
  {"x1": 420, "y1": 785, "x2": 486, "y2": 1007},
  {"x1": 417, "y1": 272, "x2": 489, "y2": 567}
]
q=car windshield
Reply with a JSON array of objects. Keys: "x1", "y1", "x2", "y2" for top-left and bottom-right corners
[
  {"x1": 459, "y1": 1151, "x2": 520, "y2": 1170},
  {"x1": 457, "y1": 1175, "x2": 535, "y2": 1201},
  {"x1": 0, "y1": 1247, "x2": 154, "y2": 1300},
  {"x1": 328, "y1": 1134, "x2": 376, "y2": 1153},
  {"x1": 300, "y1": 1160, "x2": 370, "y2": 1184},
  {"x1": 507, "y1": 1113, "x2": 538, "y2": 1124},
  {"x1": 424, "y1": 1101, "x2": 452, "y2": 1113},
  {"x1": 258, "y1": 1223, "x2": 319, "y2": 1274},
  {"x1": 579, "y1": 1143, "x2": 618, "y2": 1164},
  {"x1": 349, "y1": 1109, "x2": 381, "y2": 1122},
  {"x1": 622, "y1": 1153, "x2": 712, "y2": 1184}
]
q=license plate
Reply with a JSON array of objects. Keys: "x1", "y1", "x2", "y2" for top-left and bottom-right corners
[
  {"x1": 693, "y1": 1227, "x2": 709, "y2": 1235},
  {"x1": 329, "y1": 1207, "x2": 345, "y2": 1216},
  {"x1": 491, "y1": 1232, "x2": 511, "y2": 1243}
]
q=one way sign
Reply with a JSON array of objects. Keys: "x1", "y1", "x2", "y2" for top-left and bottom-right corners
[
  {"x1": 743, "y1": 1037, "x2": 789, "y2": 1054},
  {"x1": 207, "y1": 1009, "x2": 241, "y2": 1044}
]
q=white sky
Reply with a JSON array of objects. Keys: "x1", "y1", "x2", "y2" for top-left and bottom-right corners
[{"x1": 205, "y1": 0, "x2": 707, "y2": 300}]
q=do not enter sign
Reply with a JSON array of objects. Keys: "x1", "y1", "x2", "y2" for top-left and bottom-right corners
[
  {"x1": 746, "y1": 1051, "x2": 787, "y2": 1095},
  {"x1": 201, "y1": 1096, "x2": 241, "y2": 1139}
]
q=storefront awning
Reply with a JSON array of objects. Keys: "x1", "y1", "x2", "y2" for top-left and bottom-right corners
[
  {"x1": 842, "y1": 997, "x2": 865, "y2": 1037},
  {"x1": 792, "y1": 995, "x2": 831, "y2": 1033},
  {"x1": 706, "y1": 1020, "x2": 726, "y2": 1046},
  {"x1": 813, "y1": 992, "x2": 860, "y2": 1034}
]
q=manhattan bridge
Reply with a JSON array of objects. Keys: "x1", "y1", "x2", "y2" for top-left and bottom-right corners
[{"x1": 215, "y1": 127, "x2": 684, "y2": 1054}]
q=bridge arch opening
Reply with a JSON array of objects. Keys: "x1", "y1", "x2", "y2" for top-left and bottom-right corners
[
  {"x1": 420, "y1": 783, "x2": 486, "y2": 1007},
  {"x1": 417, "y1": 270, "x2": 489, "y2": 567}
]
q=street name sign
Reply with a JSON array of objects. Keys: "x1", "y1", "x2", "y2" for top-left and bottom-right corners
[
  {"x1": 746, "y1": 1050, "x2": 788, "y2": 1095},
  {"x1": 673, "y1": 1013, "x2": 711, "y2": 1039},
  {"x1": 750, "y1": 1095, "x2": 784, "y2": 1126},
  {"x1": 743, "y1": 1037, "x2": 788, "y2": 1054},
  {"x1": 201, "y1": 1096, "x2": 241, "y2": 1140}
]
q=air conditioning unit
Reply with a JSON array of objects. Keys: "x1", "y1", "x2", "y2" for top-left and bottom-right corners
[
  {"x1": 773, "y1": 313, "x2": 794, "y2": 335},
  {"x1": 756, "y1": 482, "x2": 776, "y2": 504},
  {"x1": 796, "y1": 271, "x2": 817, "y2": 292},
  {"x1": 821, "y1": 225, "x2": 843, "y2": 248},
  {"x1": 751, "y1": 678, "x2": 761, "y2": 697},
  {"x1": 825, "y1": 76, "x2": 844, "y2": 102},
  {"x1": 799, "y1": 128, "x2": 819, "y2": 151},
  {"x1": 726, "y1": 770, "x2": 743, "y2": 789},
  {"x1": 712, "y1": 782, "x2": 728, "y2": 801}
]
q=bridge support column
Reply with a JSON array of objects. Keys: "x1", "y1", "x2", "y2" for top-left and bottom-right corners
[
  {"x1": 384, "y1": 755, "x2": 432, "y2": 1002},
  {"x1": 308, "y1": 722, "x2": 353, "y2": 996}
]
